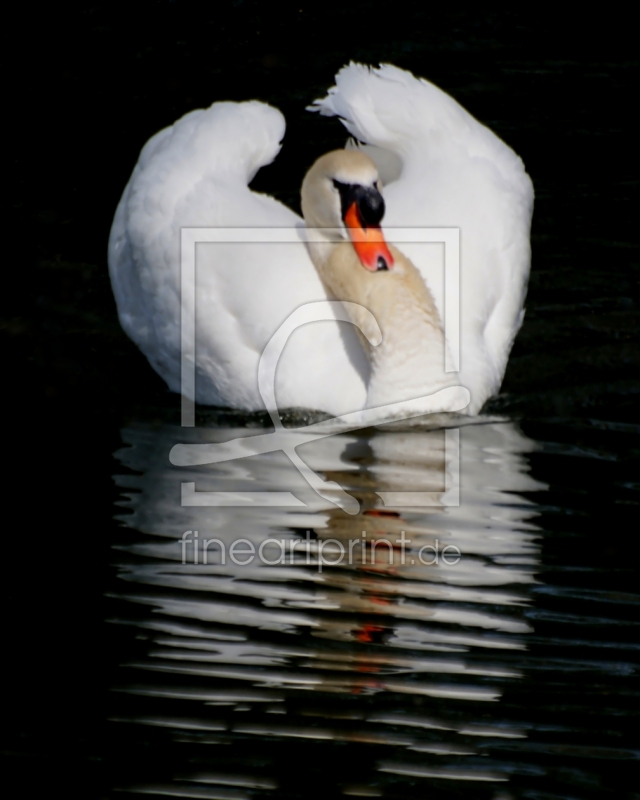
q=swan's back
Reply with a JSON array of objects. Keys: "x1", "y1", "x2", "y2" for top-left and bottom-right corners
[
  {"x1": 108, "y1": 101, "x2": 369, "y2": 413},
  {"x1": 311, "y1": 63, "x2": 534, "y2": 412}
]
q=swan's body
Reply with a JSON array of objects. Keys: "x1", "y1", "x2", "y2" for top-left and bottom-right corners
[{"x1": 109, "y1": 63, "x2": 533, "y2": 415}]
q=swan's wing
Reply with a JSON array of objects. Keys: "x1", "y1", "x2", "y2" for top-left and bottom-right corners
[
  {"x1": 109, "y1": 101, "x2": 367, "y2": 413},
  {"x1": 310, "y1": 63, "x2": 534, "y2": 412}
]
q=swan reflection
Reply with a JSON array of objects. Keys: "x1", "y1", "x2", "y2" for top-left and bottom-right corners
[{"x1": 111, "y1": 418, "x2": 544, "y2": 796}]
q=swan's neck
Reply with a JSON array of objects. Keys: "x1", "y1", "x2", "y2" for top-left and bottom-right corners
[
  {"x1": 313, "y1": 242, "x2": 456, "y2": 408},
  {"x1": 305, "y1": 230, "x2": 342, "y2": 274}
]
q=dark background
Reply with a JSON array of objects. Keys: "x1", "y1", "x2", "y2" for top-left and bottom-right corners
[{"x1": 3, "y1": 3, "x2": 638, "y2": 797}]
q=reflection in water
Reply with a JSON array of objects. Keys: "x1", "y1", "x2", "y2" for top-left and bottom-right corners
[{"x1": 111, "y1": 419, "x2": 545, "y2": 797}]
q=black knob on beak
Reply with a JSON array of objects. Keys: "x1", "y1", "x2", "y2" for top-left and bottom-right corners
[
  {"x1": 358, "y1": 186, "x2": 385, "y2": 228},
  {"x1": 333, "y1": 180, "x2": 385, "y2": 228}
]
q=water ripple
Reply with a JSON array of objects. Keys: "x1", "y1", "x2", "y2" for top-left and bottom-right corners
[{"x1": 107, "y1": 417, "x2": 637, "y2": 798}]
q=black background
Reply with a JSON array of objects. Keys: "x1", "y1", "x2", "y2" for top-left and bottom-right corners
[{"x1": 3, "y1": 3, "x2": 638, "y2": 797}]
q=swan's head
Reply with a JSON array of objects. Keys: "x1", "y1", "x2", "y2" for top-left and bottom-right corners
[{"x1": 301, "y1": 150, "x2": 394, "y2": 272}]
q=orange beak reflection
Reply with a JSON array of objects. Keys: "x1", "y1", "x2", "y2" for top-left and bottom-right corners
[{"x1": 345, "y1": 203, "x2": 394, "y2": 272}]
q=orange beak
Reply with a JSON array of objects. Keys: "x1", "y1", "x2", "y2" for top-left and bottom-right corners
[{"x1": 344, "y1": 203, "x2": 394, "y2": 272}]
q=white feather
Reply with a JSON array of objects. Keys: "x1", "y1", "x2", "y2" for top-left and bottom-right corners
[{"x1": 310, "y1": 63, "x2": 534, "y2": 407}]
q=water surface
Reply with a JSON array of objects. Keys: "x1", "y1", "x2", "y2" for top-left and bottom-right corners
[{"x1": 105, "y1": 414, "x2": 638, "y2": 798}]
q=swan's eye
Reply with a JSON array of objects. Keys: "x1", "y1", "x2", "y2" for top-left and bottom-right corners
[{"x1": 332, "y1": 179, "x2": 347, "y2": 192}]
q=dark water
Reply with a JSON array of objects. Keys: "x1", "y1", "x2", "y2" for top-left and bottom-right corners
[
  {"x1": 103, "y1": 414, "x2": 638, "y2": 799},
  {"x1": 4, "y1": 4, "x2": 639, "y2": 799}
]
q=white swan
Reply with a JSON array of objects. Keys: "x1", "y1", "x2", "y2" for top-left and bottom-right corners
[{"x1": 108, "y1": 63, "x2": 533, "y2": 416}]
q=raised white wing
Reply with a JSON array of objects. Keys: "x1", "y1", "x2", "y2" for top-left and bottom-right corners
[
  {"x1": 310, "y1": 63, "x2": 534, "y2": 412},
  {"x1": 108, "y1": 101, "x2": 368, "y2": 414}
]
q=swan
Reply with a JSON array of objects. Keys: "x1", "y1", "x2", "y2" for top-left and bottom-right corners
[{"x1": 108, "y1": 63, "x2": 533, "y2": 416}]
